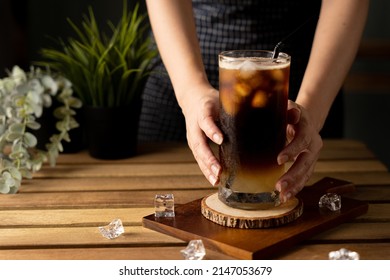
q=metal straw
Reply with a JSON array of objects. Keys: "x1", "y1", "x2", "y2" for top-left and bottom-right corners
[{"x1": 272, "y1": 14, "x2": 318, "y2": 59}]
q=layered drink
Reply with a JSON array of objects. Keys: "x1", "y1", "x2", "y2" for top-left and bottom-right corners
[{"x1": 218, "y1": 50, "x2": 290, "y2": 210}]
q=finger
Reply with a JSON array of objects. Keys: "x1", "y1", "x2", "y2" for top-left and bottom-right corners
[
  {"x1": 287, "y1": 106, "x2": 301, "y2": 125},
  {"x1": 276, "y1": 135, "x2": 322, "y2": 202},
  {"x1": 196, "y1": 97, "x2": 224, "y2": 145},
  {"x1": 198, "y1": 114, "x2": 223, "y2": 145},
  {"x1": 276, "y1": 151, "x2": 317, "y2": 203},
  {"x1": 187, "y1": 129, "x2": 221, "y2": 186},
  {"x1": 286, "y1": 124, "x2": 296, "y2": 143},
  {"x1": 277, "y1": 119, "x2": 315, "y2": 165}
]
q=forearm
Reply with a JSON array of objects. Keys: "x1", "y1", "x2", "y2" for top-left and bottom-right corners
[
  {"x1": 145, "y1": 0, "x2": 209, "y2": 107},
  {"x1": 296, "y1": 0, "x2": 369, "y2": 132}
]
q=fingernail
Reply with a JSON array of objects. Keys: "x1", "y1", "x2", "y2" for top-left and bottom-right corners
[
  {"x1": 211, "y1": 164, "x2": 220, "y2": 176},
  {"x1": 278, "y1": 154, "x2": 289, "y2": 165},
  {"x1": 208, "y1": 174, "x2": 218, "y2": 186},
  {"x1": 276, "y1": 180, "x2": 288, "y2": 192},
  {"x1": 281, "y1": 192, "x2": 292, "y2": 203},
  {"x1": 212, "y1": 133, "x2": 223, "y2": 145}
]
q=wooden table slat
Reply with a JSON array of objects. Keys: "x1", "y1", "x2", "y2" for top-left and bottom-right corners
[
  {"x1": 0, "y1": 208, "x2": 154, "y2": 227},
  {"x1": 311, "y1": 222, "x2": 390, "y2": 241},
  {"x1": 0, "y1": 247, "x2": 234, "y2": 260},
  {"x1": 0, "y1": 190, "x2": 216, "y2": 210},
  {"x1": 19, "y1": 176, "x2": 211, "y2": 193},
  {"x1": 33, "y1": 160, "x2": 388, "y2": 179},
  {"x1": 0, "y1": 226, "x2": 184, "y2": 248}
]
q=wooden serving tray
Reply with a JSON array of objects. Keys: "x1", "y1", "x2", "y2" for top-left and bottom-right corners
[{"x1": 142, "y1": 177, "x2": 368, "y2": 259}]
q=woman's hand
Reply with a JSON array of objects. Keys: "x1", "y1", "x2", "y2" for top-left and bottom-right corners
[
  {"x1": 276, "y1": 100, "x2": 323, "y2": 203},
  {"x1": 179, "y1": 85, "x2": 223, "y2": 186}
]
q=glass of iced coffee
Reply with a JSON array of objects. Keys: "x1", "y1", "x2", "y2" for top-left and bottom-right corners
[{"x1": 218, "y1": 50, "x2": 290, "y2": 210}]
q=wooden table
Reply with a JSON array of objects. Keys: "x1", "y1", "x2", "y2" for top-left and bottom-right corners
[{"x1": 0, "y1": 139, "x2": 389, "y2": 260}]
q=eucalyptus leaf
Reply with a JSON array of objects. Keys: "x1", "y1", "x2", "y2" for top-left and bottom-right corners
[
  {"x1": 23, "y1": 132, "x2": 38, "y2": 148},
  {"x1": 0, "y1": 181, "x2": 10, "y2": 194},
  {"x1": 11, "y1": 141, "x2": 24, "y2": 153},
  {"x1": 2, "y1": 172, "x2": 11, "y2": 180},
  {"x1": 68, "y1": 119, "x2": 79, "y2": 129},
  {"x1": 8, "y1": 167, "x2": 22, "y2": 181},
  {"x1": 67, "y1": 97, "x2": 83, "y2": 108},
  {"x1": 31, "y1": 161, "x2": 43, "y2": 172},
  {"x1": 55, "y1": 120, "x2": 67, "y2": 131},
  {"x1": 9, "y1": 123, "x2": 25, "y2": 133},
  {"x1": 5, "y1": 176, "x2": 16, "y2": 188},
  {"x1": 61, "y1": 132, "x2": 71, "y2": 142},
  {"x1": 7, "y1": 185, "x2": 19, "y2": 194},
  {"x1": 26, "y1": 121, "x2": 41, "y2": 130},
  {"x1": 0, "y1": 171, "x2": 17, "y2": 193},
  {"x1": 6, "y1": 131, "x2": 22, "y2": 142},
  {"x1": 53, "y1": 106, "x2": 76, "y2": 119},
  {"x1": 19, "y1": 168, "x2": 33, "y2": 179}
]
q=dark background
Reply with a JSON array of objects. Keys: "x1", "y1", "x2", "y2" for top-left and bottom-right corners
[{"x1": 1, "y1": 0, "x2": 389, "y2": 168}]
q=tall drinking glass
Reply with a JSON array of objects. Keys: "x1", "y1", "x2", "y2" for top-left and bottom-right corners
[{"x1": 218, "y1": 50, "x2": 290, "y2": 210}]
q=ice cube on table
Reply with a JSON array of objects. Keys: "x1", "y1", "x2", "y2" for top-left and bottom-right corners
[
  {"x1": 329, "y1": 248, "x2": 360, "y2": 260},
  {"x1": 319, "y1": 193, "x2": 341, "y2": 211},
  {"x1": 180, "y1": 240, "x2": 206, "y2": 260},
  {"x1": 154, "y1": 194, "x2": 175, "y2": 218},
  {"x1": 98, "y1": 219, "x2": 125, "y2": 239}
]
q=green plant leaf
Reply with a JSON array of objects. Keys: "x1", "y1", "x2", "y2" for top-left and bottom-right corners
[
  {"x1": 6, "y1": 132, "x2": 22, "y2": 142},
  {"x1": 37, "y1": 1, "x2": 156, "y2": 107},
  {"x1": 23, "y1": 132, "x2": 38, "y2": 148},
  {"x1": 9, "y1": 123, "x2": 25, "y2": 134},
  {"x1": 8, "y1": 167, "x2": 22, "y2": 181},
  {"x1": 7, "y1": 185, "x2": 19, "y2": 194},
  {"x1": 26, "y1": 120, "x2": 41, "y2": 130},
  {"x1": 19, "y1": 167, "x2": 32, "y2": 179},
  {"x1": 67, "y1": 97, "x2": 83, "y2": 108},
  {"x1": 0, "y1": 181, "x2": 10, "y2": 194}
]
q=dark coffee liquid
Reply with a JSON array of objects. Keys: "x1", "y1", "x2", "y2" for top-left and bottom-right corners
[{"x1": 219, "y1": 61, "x2": 289, "y2": 194}]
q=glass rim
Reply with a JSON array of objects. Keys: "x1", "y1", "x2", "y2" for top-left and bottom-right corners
[{"x1": 219, "y1": 50, "x2": 290, "y2": 61}]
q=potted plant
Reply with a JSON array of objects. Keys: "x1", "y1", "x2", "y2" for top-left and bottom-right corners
[
  {"x1": 0, "y1": 66, "x2": 81, "y2": 194},
  {"x1": 38, "y1": 1, "x2": 157, "y2": 159}
]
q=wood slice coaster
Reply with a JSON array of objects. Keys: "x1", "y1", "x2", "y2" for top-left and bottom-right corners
[{"x1": 201, "y1": 193, "x2": 303, "y2": 229}]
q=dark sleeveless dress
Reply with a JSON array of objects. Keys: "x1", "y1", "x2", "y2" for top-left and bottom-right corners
[{"x1": 138, "y1": 0, "x2": 343, "y2": 142}]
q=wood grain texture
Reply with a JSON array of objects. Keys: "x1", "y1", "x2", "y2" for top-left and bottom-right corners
[
  {"x1": 0, "y1": 190, "x2": 216, "y2": 210},
  {"x1": 0, "y1": 140, "x2": 388, "y2": 260},
  {"x1": 0, "y1": 226, "x2": 183, "y2": 248},
  {"x1": 0, "y1": 247, "x2": 234, "y2": 260}
]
